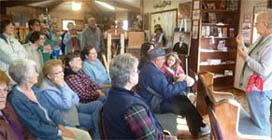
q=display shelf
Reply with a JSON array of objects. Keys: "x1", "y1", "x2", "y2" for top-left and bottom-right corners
[{"x1": 190, "y1": 0, "x2": 240, "y2": 88}]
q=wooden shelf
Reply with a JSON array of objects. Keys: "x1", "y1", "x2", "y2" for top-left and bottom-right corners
[
  {"x1": 199, "y1": 63, "x2": 235, "y2": 66},
  {"x1": 201, "y1": 37, "x2": 231, "y2": 39},
  {"x1": 201, "y1": 23, "x2": 238, "y2": 26},
  {"x1": 213, "y1": 74, "x2": 233, "y2": 79},
  {"x1": 200, "y1": 49, "x2": 231, "y2": 53},
  {"x1": 201, "y1": 9, "x2": 239, "y2": 13},
  {"x1": 189, "y1": 0, "x2": 240, "y2": 88}
]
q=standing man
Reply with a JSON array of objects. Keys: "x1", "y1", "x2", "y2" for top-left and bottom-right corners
[
  {"x1": 138, "y1": 47, "x2": 210, "y2": 137},
  {"x1": 81, "y1": 17, "x2": 105, "y2": 59},
  {"x1": 237, "y1": 11, "x2": 272, "y2": 136}
]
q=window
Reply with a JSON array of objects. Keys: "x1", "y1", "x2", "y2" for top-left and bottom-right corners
[{"x1": 62, "y1": 20, "x2": 76, "y2": 30}]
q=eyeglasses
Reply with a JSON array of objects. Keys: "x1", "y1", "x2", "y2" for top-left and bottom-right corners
[{"x1": 51, "y1": 70, "x2": 63, "y2": 75}]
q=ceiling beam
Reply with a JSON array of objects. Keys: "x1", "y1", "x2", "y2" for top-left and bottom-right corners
[
  {"x1": 0, "y1": 0, "x2": 45, "y2": 7},
  {"x1": 111, "y1": 0, "x2": 140, "y2": 12}
]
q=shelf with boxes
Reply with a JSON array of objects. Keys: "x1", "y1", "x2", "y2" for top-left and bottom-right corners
[{"x1": 190, "y1": 0, "x2": 241, "y2": 89}]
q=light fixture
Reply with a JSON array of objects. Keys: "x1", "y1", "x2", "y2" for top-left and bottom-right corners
[
  {"x1": 153, "y1": 0, "x2": 171, "y2": 8},
  {"x1": 72, "y1": 1, "x2": 82, "y2": 11},
  {"x1": 95, "y1": 0, "x2": 115, "y2": 10}
]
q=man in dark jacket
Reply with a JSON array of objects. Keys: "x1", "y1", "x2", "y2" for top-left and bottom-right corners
[{"x1": 138, "y1": 47, "x2": 210, "y2": 137}]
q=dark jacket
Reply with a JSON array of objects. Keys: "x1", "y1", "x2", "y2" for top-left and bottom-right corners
[
  {"x1": 103, "y1": 86, "x2": 162, "y2": 139},
  {"x1": 138, "y1": 62, "x2": 187, "y2": 104}
]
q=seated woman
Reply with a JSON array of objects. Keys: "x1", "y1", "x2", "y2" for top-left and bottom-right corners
[
  {"x1": 64, "y1": 52, "x2": 106, "y2": 103},
  {"x1": 161, "y1": 52, "x2": 184, "y2": 82},
  {"x1": 102, "y1": 54, "x2": 176, "y2": 139},
  {"x1": 1, "y1": 70, "x2": 28, "y2": 140},
  {"x1": 39, "y1": 59, "x2": 102, "y2": 139},
  {"x1": 7, "y1": 59, "x2": 91, "y2": 140},
  {"x1": 81, "y1": 46, "x2": 111, "y2": 94}
]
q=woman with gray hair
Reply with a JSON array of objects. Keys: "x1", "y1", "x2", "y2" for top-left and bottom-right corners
[
  {"x1": 102, "y1": 54, "x2": 176, "y2": 139},
  {"x1": 237, "y1": 11, "x2": 272, "y2": 136},
  {"x1": 7, "y1": 59, "x2": 91, "y2": 139}
]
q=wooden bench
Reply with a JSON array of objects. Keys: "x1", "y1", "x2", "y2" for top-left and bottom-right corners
[
  {"x1": 199, "y1": 72, "x2": 270, "y2": 139},
  {"x1": 196, "y1": 72, "x2": 234, "y2": 115}
]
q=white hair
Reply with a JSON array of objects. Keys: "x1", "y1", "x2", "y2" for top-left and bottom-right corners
[
  {"x1": 257, "y1": 10, "x2": 272, "y2": 28},
  {"x1": 109, "y1": 53, "x2": 139, "y2": 87},
  {"x1": 9, "y1": 59, "x2": 37, "y2": 84}
]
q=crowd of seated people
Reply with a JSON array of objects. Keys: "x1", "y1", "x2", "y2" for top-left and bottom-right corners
[
  {"x1": 8, "y1": 59, "x2": 91, "y2": 139},
  {"x1": 0, "y1": 18, "x2": 214, "y2": 139},
  {"x1": 0, "y1": 19, "x2": 109, "y2": 139},
  {"x1": 0, "y1": 19, "x2": 209, "y2": 139}
]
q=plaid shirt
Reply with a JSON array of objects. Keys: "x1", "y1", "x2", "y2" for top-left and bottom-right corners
[
  {"x1": 124, "y1": 105, "x2": 176, "y2": 140},
  {"x1": 65, "y1": 69, "x2": 99, "y2": 103}
]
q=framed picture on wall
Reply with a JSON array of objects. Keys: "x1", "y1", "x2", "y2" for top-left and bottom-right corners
[{"x1": 150, "y1": 9, "x2": 177, "y2": 41}]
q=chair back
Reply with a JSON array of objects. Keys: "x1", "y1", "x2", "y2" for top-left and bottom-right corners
[{"x1": 98, "y1": 107, "x2": 108, "y2": 140}]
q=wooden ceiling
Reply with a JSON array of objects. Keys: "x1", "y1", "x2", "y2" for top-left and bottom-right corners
[{"x1": 0, "y1": 0, "x2": 141, "y2": 12}]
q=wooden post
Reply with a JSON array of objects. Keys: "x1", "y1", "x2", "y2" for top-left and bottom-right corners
[
  {"x1": 102, "y1": 54, "x2": 109, "y2": 74},
  {"x1": 120, "y1": 34, "x2": 125, "y2": 54},
  {"x1": 107, "y1": 34, "x2": 112, "y2": 71}
]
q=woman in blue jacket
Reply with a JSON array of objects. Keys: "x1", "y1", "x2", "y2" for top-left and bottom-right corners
[{"x1": 8, "y1": 59, "x2": 91, "y2": 140}]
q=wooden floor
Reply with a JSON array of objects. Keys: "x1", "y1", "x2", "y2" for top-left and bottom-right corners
[{"x1": 176, "y1": 87, "x2": 249, "y2": 140}]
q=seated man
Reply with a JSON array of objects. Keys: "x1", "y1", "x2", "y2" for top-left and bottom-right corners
[
  {"x1": 103, "y1": 54, "x2": 176, "y2": 139},
  {"x1": 138, "y1": 47, "x2": 210, "y2": 137}
]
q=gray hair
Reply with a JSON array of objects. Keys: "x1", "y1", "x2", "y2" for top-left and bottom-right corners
[
  {"x1": 257, "y1": 10, "x2": 272, "y2": 28},
  {"x1": 109, "y1": 53, "x2": 139, "y2": 87},
  {"x1": 8, "y1": 59, "x2": 37, "y2": 85}
]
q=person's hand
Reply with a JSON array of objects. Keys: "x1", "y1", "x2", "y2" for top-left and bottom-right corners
[
  {"x1": 52, "y1": 76, "x2": 65, "y2": 87},
  {"x1": 43, "y1": 45, "x2": 52, "y2": 53},
  {"x1": 58, "y1": 125, "x2": 75, "y2": 139},
  {"x1": 177, "y1": 74, "x2": 195, "y2": 87},
  {"x1": 236, "y1": 34, "x2": 244, "y2": 45},
  {"x1": 97, "y1": 90, "x2": 105, "y2": 96},
  {"x1": 237, "y1": 46, "x2": 248, "y2": 60}
]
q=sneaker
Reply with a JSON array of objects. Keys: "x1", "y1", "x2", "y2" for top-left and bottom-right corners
[{"x1": 199, "y1": 124, "x2": 211, "y2": 137}]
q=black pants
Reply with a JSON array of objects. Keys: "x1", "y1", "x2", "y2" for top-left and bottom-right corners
[{"x1": 160, "y1": 94, "x2": 205, "y2": 136}]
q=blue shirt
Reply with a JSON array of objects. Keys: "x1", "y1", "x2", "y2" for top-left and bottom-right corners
[
  {"x1": 39, "y1": 84, "x2": 80, "y2": 110},
  {"x1": 82, "y1": 59, "x2": 110, "y2": 86}
]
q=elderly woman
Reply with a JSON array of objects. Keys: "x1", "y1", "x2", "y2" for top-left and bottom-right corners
[
  {"x1": 0, "y1": 70, "x2": 23, "y2": 139},
  {"x1": 81, "y1": 46, "x2": 111, "y2": 93},
  {"x1": 237, "y1": 11, "x2": 272, "y2": 136},
  {"x1": 0, "y1": 20, "x2": 27, "y2": 73},
  {"x1": 64, "y1": 52, "x2": 106, "y2": 103},
  {"x1": 23, "y1": 31, "x2": 45, "y2": 86},
  {"x1": 39, "y1": 59, "x2": 102, "y2": 139},
  {"x1": 7, "y1": 59, "x2": 91, "y2": 140},
  {"x1": 102, "y1": 54, "x2": 176, "y2": 139}
]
